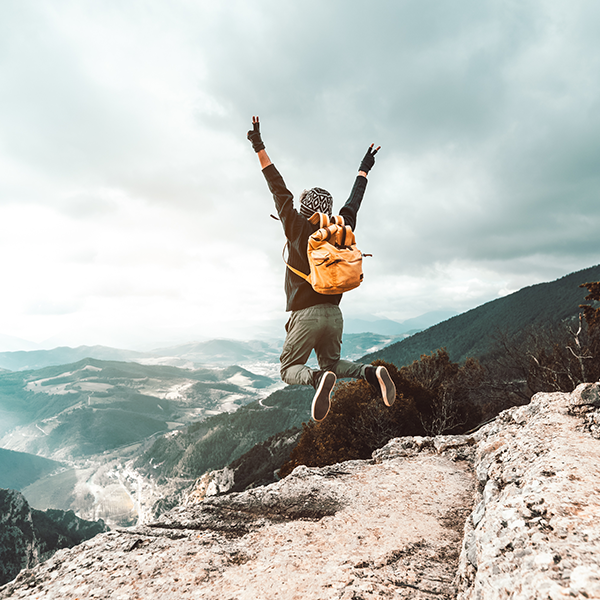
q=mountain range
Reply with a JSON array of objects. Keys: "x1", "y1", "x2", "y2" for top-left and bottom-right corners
[
  {"x1": 0, "y1": 332, "x2": 400, "y2": 373},
  {"x1": 363, "y1": 264, "x2": 600, "y2": 367},
  {"x1": 0, "y1": 358, "x2": 281, "y2": 527},
  {"x1": 343, "y1": 310, "x2": 458, "y2": 335},
  {"x1": 0, "y1": 310, "x2": 453, "y2": 358},
  {"x1": 0, "y1": 358, "x2": 275, "y2": 452}
]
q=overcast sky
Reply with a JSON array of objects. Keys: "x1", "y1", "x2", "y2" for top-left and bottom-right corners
[{"x1": 1, "y1": 0, "x2": 599, "y2": 351}]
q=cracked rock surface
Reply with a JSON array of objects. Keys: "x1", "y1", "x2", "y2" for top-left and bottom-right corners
[
  {"x1": 1, "y1": 450, "x2": 474, "y2": 599},
  {"x1": 456, "y1": 382, "x2": 600, "y2": 599}
]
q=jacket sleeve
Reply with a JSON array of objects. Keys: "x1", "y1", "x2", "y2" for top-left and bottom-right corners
[
  {"x1": 262, "y1": 164, "x2": 306, "y2": 242},
  {"x1": 261, "y1": 164, "x2": 341, "y2": 311},
  {"x1": 339, "y1": 175, "x2": 368, "y2": 231}
]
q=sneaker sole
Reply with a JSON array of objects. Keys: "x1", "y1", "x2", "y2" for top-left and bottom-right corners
[
  {"x1": 377, "y1": 367, "x2": 396, "y2": 407},
  {"x1": 311, "y1": 372, "x2": 336, "y2": 421}
]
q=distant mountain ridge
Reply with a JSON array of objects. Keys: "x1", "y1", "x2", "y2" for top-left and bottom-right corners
[
  {"x1": 343, "y1": 310, "x2": 457, "y2": 336},
  {"x1": 0, "y1": 358, "x2": 275, "y2": 454},
  {"x1": 362, "y1": 264, "x2": 600, "y2": 367},
  {"x1": 0, "y1": 334, "x2": 38, "y2": 353},
  {"x1": 0, "y1": 345, "x2": 148, "y2": 372},
  {"x1": 0, "y1": 333, "x2": 400, "y2": 372}
]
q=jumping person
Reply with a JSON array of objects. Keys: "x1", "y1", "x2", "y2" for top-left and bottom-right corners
[{"x1": 248, "y1": 116, "x2": 395, "y2": 421}]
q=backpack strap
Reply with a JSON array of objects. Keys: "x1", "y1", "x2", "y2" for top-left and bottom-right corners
[
  {"x1": 312, "y1": 224, "x2": 338, "y2": 243},
  {"x1": 308, "y1": 212, "x2": 329, "y2": 229},
  {"x1": 338, "y1": 225, "x2": 355, "y2": 248},
  {"x1": 308, "y1": 212, "x2": 345, "y2": 228},
  {"x1": 286, "y1": 213, "x2": 325, "y2": 280},
  {"x1": 282, "y1": 243, "x2": 310, "y2": 282}
]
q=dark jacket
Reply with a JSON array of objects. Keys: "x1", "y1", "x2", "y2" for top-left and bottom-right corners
[{"x1": 262, "y1": 163, "x2": 368, "y2": 312}]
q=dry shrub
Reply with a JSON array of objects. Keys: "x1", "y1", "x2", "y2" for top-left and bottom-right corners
[{"x1": 279, "y1": 355, "x2": 484, "y2": 477}]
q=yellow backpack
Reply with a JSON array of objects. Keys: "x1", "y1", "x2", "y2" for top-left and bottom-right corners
[{"x1": 285, "y1": 212, "x2": 366, "y2": 295}]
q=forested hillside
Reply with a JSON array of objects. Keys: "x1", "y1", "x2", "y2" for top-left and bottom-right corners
[
  {"x1": 134, "y1": 386, "x2": 312, "y2": 482},
  {"x1": 363, "y1": 264, "x2": 600, "y2": 367},
  {"x1": 0, "y1": 358, "x2": 274, "y2": 458},
  {"x1": 0, "y1": 449, "x2": 63, "y2": 491}
]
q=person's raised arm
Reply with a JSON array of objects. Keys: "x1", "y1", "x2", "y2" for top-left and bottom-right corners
[
  {"x1": 339, "y1": 143, "x2": 381, "y2": 230},
  {"x1": 247, "y1": 116, "x2": 272, "y2": 169},
  {"x1": 357, "y1": 143, "x2": 380, "y2": 178}
]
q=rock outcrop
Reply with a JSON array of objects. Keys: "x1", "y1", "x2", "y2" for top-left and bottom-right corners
[
  {"x1": 0, "y1": 489, "x2": 38, "y2": 586},
  {"x1": 185, "y1": 427, "x2": 302, "y2": 503},
  {"x1": 1, "y1": 384, "x2": 599, "y2": 599},
  {"x1": 1, "y1": 444, "x2": 474, "y2": 598},
  {"x1": 0, "y1": 489, "x2": 109, "y2": 586},
  {"x1": 455, "y1": 382, "x2": 600, "y2": 599}
]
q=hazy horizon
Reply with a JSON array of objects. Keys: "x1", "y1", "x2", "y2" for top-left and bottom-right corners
[{"x1": 0, "y1": 307, "x2": 456, "y2": 353}]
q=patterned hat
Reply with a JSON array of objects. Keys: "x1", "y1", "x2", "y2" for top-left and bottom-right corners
[{"x1": 299, "y1": 187, "x2": 333, "y2": 219}]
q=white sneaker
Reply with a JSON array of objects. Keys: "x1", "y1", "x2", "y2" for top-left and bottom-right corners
[{"x1": 311, "y1": 371, "x2": 336, "y2": 421}]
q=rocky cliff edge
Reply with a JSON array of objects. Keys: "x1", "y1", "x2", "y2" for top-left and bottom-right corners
[{"x1": 1, "y1": 383, "x2": 599, "y2": 600}]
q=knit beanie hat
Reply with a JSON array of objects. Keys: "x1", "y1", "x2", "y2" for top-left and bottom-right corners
[{"x1": 299, "y1": 187, "x2": 333, "y2": 219}]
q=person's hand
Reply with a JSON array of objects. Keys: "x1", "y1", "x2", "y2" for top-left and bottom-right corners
[
  {"x1": 358, "y1": 144, "x2": 381, "y2": 174},
  {"x1": 247, "y1": 116, "x2": 265, "y2": 152}
]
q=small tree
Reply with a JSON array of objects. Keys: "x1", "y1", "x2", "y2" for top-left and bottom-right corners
[
  {"x1": 580, "y1": 281, "x2": 600, "y2": 375},
  {"x1": 580, "y1": 281, "x2": 600, "y2": 331},
  {"x1": 522, "y1": 282, "x2": 600, "y2": 392},
  {"x1": 400, "y1": 349, "x2": 485, "y2": 435}
]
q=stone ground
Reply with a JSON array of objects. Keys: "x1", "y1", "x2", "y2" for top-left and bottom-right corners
[
  {"x1": 455, "y1": 383, "x2": 600, "y2": 600},
  {"x1": 3, "y1": 383, "x2": 600, "y2": 599},
  {"x1": 0, "y1": 451, "x2": 475, "y2": 600}
]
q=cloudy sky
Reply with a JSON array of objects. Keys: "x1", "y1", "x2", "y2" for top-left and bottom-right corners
[{"x1": 1, "y1": 0, "x2": 599, "y2": 351}]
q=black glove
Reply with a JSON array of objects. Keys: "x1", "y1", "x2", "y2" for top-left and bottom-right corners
[
  {"x1": 247, "y1": 116, "x2": 265, "y2": 153},
  {"x1": 359, "y1": 144, "x2": 380, "y2": 173}
]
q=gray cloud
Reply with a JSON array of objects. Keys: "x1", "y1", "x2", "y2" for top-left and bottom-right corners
[
  {"x1": 196, "y1": 1, "x2": 600, "y2": 276},
  {"x1": 1, "y1": 0, "x2": 599, "y2": 347}
]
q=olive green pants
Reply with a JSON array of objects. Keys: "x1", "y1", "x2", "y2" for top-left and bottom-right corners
[{"x1": 280, "y1": 303, "x2": 367, "y2": 386}]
